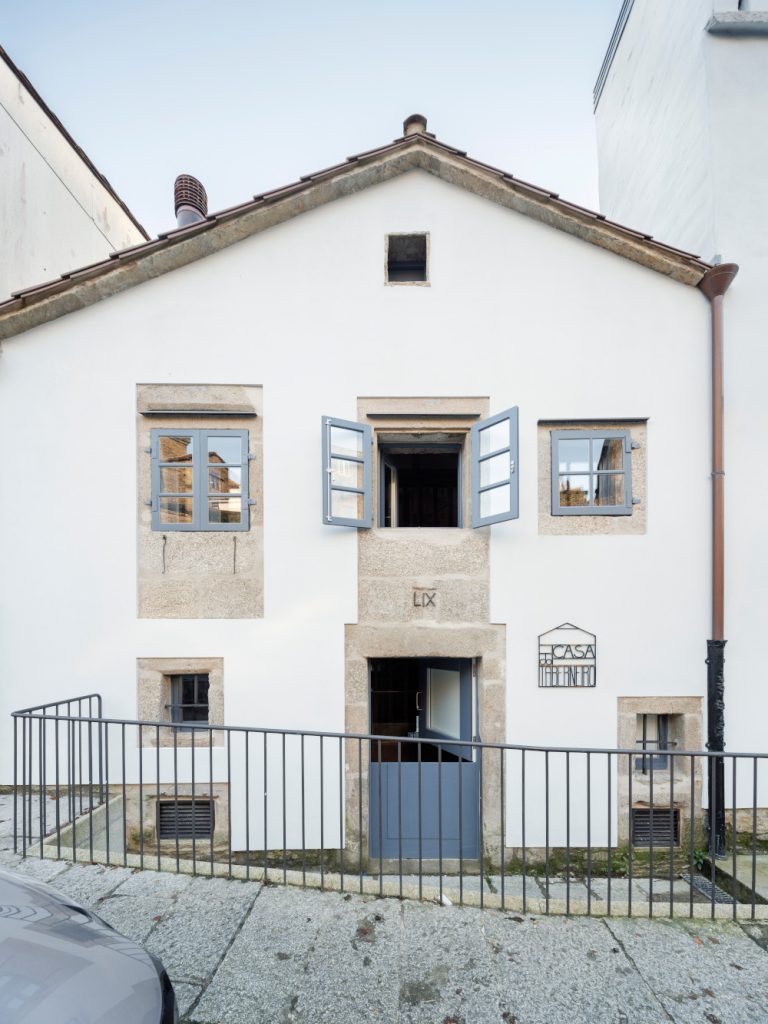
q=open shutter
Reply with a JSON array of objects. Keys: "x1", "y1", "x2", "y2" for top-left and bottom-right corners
[
  {"x1": 322, "y1": 416, "x2": 372, "y2": 528},
  {"x1": 471, "y1": 406, "x2": 519, "y2": 527}
]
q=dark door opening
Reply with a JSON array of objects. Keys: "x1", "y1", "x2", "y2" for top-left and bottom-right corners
[
  {"x1": 369, "y1": 657, "x2": 480, "y2": 859},
  {"x1": 380, "y1": 446, "x2": 460, "y2": 527},
  {"x1": 370, "y1": 658, "x2": 464, "y2": 762}
]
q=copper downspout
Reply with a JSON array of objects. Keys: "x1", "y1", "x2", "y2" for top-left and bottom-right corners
[
  {"x1": 699, "y1": 263, "x2": 738, "y2": 638},
  {"x1": 698, "y1": 261, "x2": 738, "y2": 857}
]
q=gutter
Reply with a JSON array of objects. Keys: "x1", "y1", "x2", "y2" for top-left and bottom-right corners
[{"x1": 698, "y1": 262, "x2": 738, "y2": 857}]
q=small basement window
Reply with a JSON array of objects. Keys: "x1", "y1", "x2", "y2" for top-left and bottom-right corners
[
  {"x1": 168, "y1": 673, "x2": 210, "y2": 727},
  {"x1": 631, "y1": 807, "x2": 680, "y2": 848},
  {"x1": 157, "y1": 799, "x2": 214, "y2": 840},
  {"x1": 387, "y1": 234, "x2": 428, "y2": 283},
  {"x1": 635, "y1": 713, "x2": 675, "y2": 772},
  {"x1": 380, "y1": 445, "x2": 460, "y2": 527}
]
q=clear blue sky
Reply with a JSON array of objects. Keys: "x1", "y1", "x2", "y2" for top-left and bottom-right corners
[{"x1": 2, "y1": 1, "x2": 621, "y2": 236}]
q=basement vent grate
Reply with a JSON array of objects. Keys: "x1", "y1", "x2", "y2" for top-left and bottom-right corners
[
  {"x1": 631, "y1": 807, "x2": 680, "y2": 847},
  {"x1": 680, "y1": 873, "x2": 736, "y2": 905},
  {"x1": 157, "y1": 799, "x2": 214, "y2": 840}
]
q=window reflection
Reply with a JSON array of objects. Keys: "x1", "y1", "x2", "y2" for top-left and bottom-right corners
[
  {"x1": 479, "y1": 420, "x2": 509, "y2": 457},
  {"x1": 208, "y1": 437, "x2": 242, "y2": 465},
  {"x1": 559, "y1": 475, "x2": 592, "y2": 507},
  {"x1": 330, "y1": 426, "x2": 363, "y2": 459},
  {"x1": 593, "y1": 437, "x2": 623, "y2": 472},
  {"x1": 159, "y1": 436, "x2": 193, "y2": 463},
  {"x1": 160, "y1": 496, "x2": 194, "y2": 523},
  {"x1": 208, "y1": 467, "x2": 241, "y2": 493},
  {"x1": 208, "y1": 496, "x2": 242, "y2": 524}
]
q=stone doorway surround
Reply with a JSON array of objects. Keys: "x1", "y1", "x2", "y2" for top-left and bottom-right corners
[{"x1": 343, "y1": 395, "x2": 506, "y2": 869}]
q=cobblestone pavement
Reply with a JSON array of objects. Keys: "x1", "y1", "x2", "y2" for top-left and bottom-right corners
[{"x1": 2, "y1": 795, "x2": 768, "y2": 1023}]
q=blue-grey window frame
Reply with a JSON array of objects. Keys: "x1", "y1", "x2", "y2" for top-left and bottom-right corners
[
  {"x1": 635, "y1": 713, "x2": 670, "y2": 772},
  {"x1": 322, "y1": 416, "x2": 372, "y2": 528},
  {"x1": 168, "y1": 673, "x2": 210, "y2": 729},
  {"x1": 151, "y1": 427, "x2": 250, "y2": 532},
  {"x1": 551, "y1": 428, "x2": 633, "y2": 516},
  {"x1": 470, "y1": 406, "x2": 519, "y2": 528}
]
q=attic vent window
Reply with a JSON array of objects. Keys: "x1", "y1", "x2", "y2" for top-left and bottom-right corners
[{"x1": 387, "y1": 234, "x2": 428, "y2": 283}]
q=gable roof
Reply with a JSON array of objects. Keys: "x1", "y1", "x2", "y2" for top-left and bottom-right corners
[
  {"x1": 0, "y1": 45, "x2": 149, "y2": 244},
  {"x1": 0, "y1": 119, "x2": 712, "y2": 341}
]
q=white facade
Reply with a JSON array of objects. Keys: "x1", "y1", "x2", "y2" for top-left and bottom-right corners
[
  {"x1": 0, "y1": 48, "x2": 147, "y2": 300},
  {"x1": 595, "y1": 0, "x2": 768, "y2": 756},
  {"x1": 0, "y1": 141, "x2": 726, "y2": 853}
]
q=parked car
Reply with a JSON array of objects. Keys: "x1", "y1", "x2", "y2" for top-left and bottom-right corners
[{"x1": 0, "y1": 867, "x2": 177, "y2": 1023}]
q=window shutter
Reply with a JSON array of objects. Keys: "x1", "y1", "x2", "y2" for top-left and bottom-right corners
[
  {"x1": 322, "y1": 416, "x2": 372, "y2": 528},
  {"x1": 471, "y1": 407, "x2": 519, "y2": 527}
]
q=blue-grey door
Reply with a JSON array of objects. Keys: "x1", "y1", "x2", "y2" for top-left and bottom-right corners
[{"x1": 369, "y1": 659, "x2": 480, "y2": 860}]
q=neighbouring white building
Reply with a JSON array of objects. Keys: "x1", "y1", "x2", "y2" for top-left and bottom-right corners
[
  {"x1": 595, "y1": 0, "x2": 768, "y2": 766},
  {"x1": 0, "y1": 101, "x2": 756, "y2": 866},
  {"x1": 0, "y1": 44, "x2": 147, "y2": 300}
]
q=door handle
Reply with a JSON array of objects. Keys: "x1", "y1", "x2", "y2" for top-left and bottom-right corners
[{"x1": 415, "y1": 692, "x2": 421, "y2": 712}]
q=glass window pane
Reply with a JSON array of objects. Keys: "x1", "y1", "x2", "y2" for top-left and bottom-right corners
[
  {"x1": 557, "y1": 439, "x2": 590, "y2": 474},
  {"x1": 479, "y1": 419, "x2": 509, "y2": 456},
  {"x1": 208, "y1": 466, "x2": 242, "y2": 493},
  {"x1": 479, "y1": 452, "x2": 509, "y2": 488},
  {"x1": 208, "y1": 496, "x2": 242, "y2": 524},
  {"x1": 159, "y1": 435, "x2": 193, "y2": 463},
  {"x1": 208, "y1": 436, "x2": 242, "y2": 465},
  {"x1": 480, "y1": 483, "x2": 510, "y2": 518},
  {"x1": 159, "y1": 496, "x2": 194, "y2": 523},
  {"x1": 197, "y1": 677, "x2": 210, "y2": 703},
  {"x1": 592, "y1": 437, "x2": 624, "y2": 471},
  {"x1": 559, "y1": 475, "x2": 593, "y2": 507},
  {"x1": 181, "y1": 677, "x2": 196, "y2": 704},
  {"x1": 331, "y1": 457, "x2": 363, "y2": 488},
  {"x1": 427, "y1": 668, "x2": 461, "y2": 738},
  {"x1": 330, "y1": 426, "x2": 363, "y2": 458},
  {"x1": 595, "y1": 473, "x2": 625, "y2": 506},
  {"x1": 331, "y1": 489, "x2": 363, "y2": 520},
  {"x1": 160, "y1": 466, "x2": 193, "y2": 492}
]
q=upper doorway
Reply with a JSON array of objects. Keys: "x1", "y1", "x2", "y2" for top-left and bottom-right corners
[{"x1": 380, "y1": 443, "x2": 461, "y2": 527}]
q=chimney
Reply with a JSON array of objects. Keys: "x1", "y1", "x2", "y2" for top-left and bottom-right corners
[
  {"x1": 174, "y1": 174, "x2": 208, "y2": 228},
  {"x1": 403, "y1": 113, "x2": 427, "y2": 136}
]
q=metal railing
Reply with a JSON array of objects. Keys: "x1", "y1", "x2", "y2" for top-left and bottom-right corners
[{"x1": 11, "y1": 695, "x2": 768, "y2": 919}]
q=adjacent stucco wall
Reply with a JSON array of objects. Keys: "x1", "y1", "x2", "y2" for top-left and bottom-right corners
[
  {"x1": 0, "y1": 169, "x2": 712, "y2": 847},
  {"x1": 595, "y1": 0, "x2": 717, "y2": 260},
  {"x1": 0, "y1": 55, "x2": 145, "y2": 299},
  {"x1": 595, "y1": 3, "x2": 768, "y2": 761}
]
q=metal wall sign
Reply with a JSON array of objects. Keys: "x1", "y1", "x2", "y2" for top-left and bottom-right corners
[{"x1": 538, "y1": 623, "x2": 596, "y2": 687}]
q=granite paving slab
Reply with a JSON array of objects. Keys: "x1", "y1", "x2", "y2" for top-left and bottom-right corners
[
  {"x1": 144, "y1": 874, "x2": 261, "y2": 984},
  {"x1": 606, "y1": 916, "x2": 768, "y2": 1023}
]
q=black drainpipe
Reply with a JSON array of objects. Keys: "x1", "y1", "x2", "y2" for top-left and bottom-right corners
[{"x1": 698, "y1": 262, "x2": 738, "y2": 858}]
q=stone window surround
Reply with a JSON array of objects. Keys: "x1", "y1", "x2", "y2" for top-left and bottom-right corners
[
  {"x1": 538, "y1": 419, "x2": 647, "y2": 535},
  {"x1": 137, "y1": 383, "x2": 264, "y2": 620},
  {"x1": 136, "y1": 657, "x2": 224, "y2": 747},
  {"x1": 358, "y1": 395, "x2": 491, "y2": 530},
  {"x1": 616, "y1": 696, "x2": 703, "y2": 845}
]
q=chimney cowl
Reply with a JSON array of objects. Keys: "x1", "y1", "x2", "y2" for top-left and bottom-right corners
[
  {"x1": 403, "y1": 113, "x2": 428, "y2": 136},
  {"x1": 174, "y1": 174, "x2": 208, "y2": 227}
]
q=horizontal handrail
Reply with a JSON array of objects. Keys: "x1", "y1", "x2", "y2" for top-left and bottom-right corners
[
  {"x1": 10, "y1": 703, "x2": 759, "y2": 760},
  {"x1": 12, "y1": 693, "x2": 102, "y2": 715}
]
